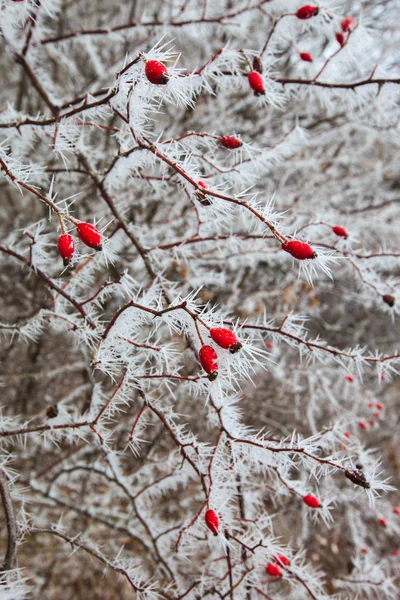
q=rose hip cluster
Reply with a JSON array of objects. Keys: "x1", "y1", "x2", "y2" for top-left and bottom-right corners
[
  {"x1": 199, "y1": 327, "x2": 242, "y2": 381},
  {"x1": 58, "y1": 223, "x2": 102, "y2": 266}
]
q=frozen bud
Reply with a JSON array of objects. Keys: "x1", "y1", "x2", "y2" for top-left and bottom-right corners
[
  {"x1": 205, "y1": 509, "x2": 219, "y2": 535},
  {"x1": 266, "y1": 563, "x2": 282, "y2": 577},
  {"x1": 382, "y1": 294, "x2": 395, "y2": 307},
  {"x1": 252, "y1": 56, "x2": 264, "y2": 74},
  {"x1": 300, "y1": 52, "x2": 313, "y2": 62},
  {"x1": 345, "y1": 468, "x2": 370, "y2": 489},
  {"x1": 46, "y1": 404, "x2": 59, "y2": 419},
  {"x1": 58, "y1": 233, "x2": 75, "y2": 266},
  {"x1": 296, "y1": 5, "x2": 319, "y2": 19},
  {"x1": 332, "y1": 225, "x2": 348, "y2": 238},
  {"x1": 303, "y1": 494, "x2": 321, "y2": 508},
  {"x1": 220, "y1": 136, "x2": 242, "y2": 149},
  {"x1": 145, "y1": 60, "x2": 169, "y2": 85},
  {"x1": 76, "y1": 223, "x2": 102, "y2": 250},
  {"x1": 282, "y1": 240, "x2": 317, "y2": 260},
  {"x1": 195, "y1": 181, "x2": 212, "y2": 206},
  {"x1": 248, "y1": 71, "x2": 265, "y2": 95},
  {"x1": 341, "y1": 16, "x2": 357, "y2": 32},
  {"x1": 210, "y1": 327, "x2": 242, "y2": 353},
  {"x1": 199, "y1": 346, "x2": 219, "y2": 381}
]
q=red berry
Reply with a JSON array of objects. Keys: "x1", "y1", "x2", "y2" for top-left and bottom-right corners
[
  {"x1": 248, "y1": 71, "x2": 265, "y2": 95},
  {"x1": 199, "y1": 346, "x2": 219, "y2": 381},
  {"x1": 210, "y1": 328, "x2": 242, "y2": 353},
  {"x1": 346, "y1": 375, "x2": 354, "y2": 382},
  {"x1": 198, "y1": 180, "x2": 207, "y2": 189},
  {"x1": 336, "y1": 32, "x2": 345, "y2": 46},
  {"x1": 282, "y1": 240, "x2": 317, "y2": 260},
  {"x1": 382, "y1": 294, "x2": 395, "y2": 307},
  {"x1": 369, "y1": 419, "x2": 376, "y2": 426},
  {"x1": 266, "y1": 563, "x2": 282, "y2": 577},
  {"x1": 391, "y1": 549, "x2": 399, "y2": 556},
  {"x1": 273, "y1": 554, "x2": 291, "y2": 566},
  {"x1": 343, "y1": 431, "x2": 350, "y2": 439},
  {"x1": 303, "y1": 494, "x2": 320, "y2": 508},
  {"x1": 373, "y1": 411, "x2": 380, "y2": 418},
  {"x1": 358, "y1": 421, "x2": 367, "y2": 430},
  {"x1": 379, "y1": 518, "x2": 387, "y2": 527},
  {"x1": 341, "y1": 16, "x2": 357, "y2": 33},
  {"x1": 205, "y1": 509, "x2": 219, "y2": 535},
  {"x1": 266, "y1": 342, "x2": 273, "y2": 349},
  {"x1": 296, "y1": 5, "x2": 319, "y2": 19},
  {"x1": 57, "y1": 233, "x2": 75, "y2": 265},
  {"x1": 361, "y1": 547, "x2": 368, "y2": 554},
  {"x1": 300, "y1": 52, "x2": 313, "y2": 62},
  {"x1": 145, "y1": 60, "x2": 169, "y2": 85},
  {"x1": 220, "y1": 136, "x2": 242, "y2": 150},
  {"x1": 367, "y1": 402, "x2": 374, "y2": 408},
  {"x1": 76, "y1": 223, "x2": 102, "y2": 250},
  {"x1": 332, "y1": 225, "x2": 348, "y2": 238},
  {"x1": 376, "y1": 403, "x2": 384, "y2": 410},
  {"x1": 393, "y1": 507, "x2": 400, "y2": 515}
]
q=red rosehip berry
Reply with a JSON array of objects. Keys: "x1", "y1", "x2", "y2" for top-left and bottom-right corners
[
  {"x1": 379, "y1": 518, "x2": 387, "y2": 527},
  {"x1": 382, "y1": 294, "x2": 395, "y2": 307},
  {"x1": 361, "y1": 547, "x2": 368, "y2": 554},
  {"x1": 76, "y1": 223, "x2": 102, "y2": 250},
  {"x1": 373, "y1": 411, "x2": 380, "y2": 418},
  {"x1": 393, "y1": 507, "x2": 400, "y2": 515},
  {"x1": 145, "y1": 60, "x2": 169, "y2": 85},
  {"x1": 376, "y1": 403, "x2": 384, "y2": 410},
  {"x1": 332, "y1": 225, "x2": 348, "y2": 238},
  {"x1": 195, "y1": 181, "x2": 212, "y2": 206},
  {"x1": 303, "y1": 494, "x2": 321, "y2": 508},
  {"x1": 336, "y1": 32, "x2": 345, "y2": 46},
  {"x1": 341, "y1": 16, "x2": 357, "y2": 33},
  {"x1": 369, "y1": 419, "x2": 376, "y2": 426},
  {"x1": 343, "y1": 431, "x2": 351, "y2": 438},
  {"x1": 282, "y1": 240, "x2": 317, "y2": 260},
  {"x1": 266, "y1": 563, "x2": 282, "y2": 577},
  {"x1": 205, "y1": 509, "x2": 219, "y2": 535},
  {"x1": 199, "y1": 346, "x2": 219, "y2": 381},
  {"x1": 57, "y1": 233, "x2": 75, "y2": 266},
  {"x1": 273, "y1": 554, "x2": 291, "y2": 566},
  {"x1": 210, "y1": 328, "x2": 242, "y2": 353},
  {"x1": 266, "y1": 342, "x2": 273, "y2": 349},
  {"x1": 367, "y1": 402, "x2": 374, "y2": 408},
  {"x1": 220, "y1": 136, "x2": 242, "y2": 150},
  {"x1": 346, "y1": 375, "x2": 354, "y2": 382},
  {"x1": 300, "y1": 52, "x2": 313, "y2": 62},
  {"x1": 296, "y1": 5, "x2": 319, "y2": 19},
  {"x1": 358, "y1": 421, "x2": 367, "y2": 430},
  {"x1": 248, "y1": 71, "x2": 265, "y2": 95},
  {"x1": 391, "y1": 549, "x2": 399, "y2": 556}
]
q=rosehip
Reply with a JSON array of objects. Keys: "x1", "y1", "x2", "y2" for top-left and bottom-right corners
[
  {"x1": 392, "y1": 549, "x2": 399, "y2": 556},
  {"x1": 343, "y1": 431, "x2": 351, "y2": 438},
  {"x1": 248, "y1": 71, "x2": 265, "y2": 95},
  {"x1": 300, "y1": 52, "x2": 313, "y2": 62},
  {"x1": 369, "y1": 419, "x2": 376, "y2": 426},
  {"x1": 336, "y1": 32, "x2": 345, "y2": 46},
  {"x1": 379, "y1": 518, "x2": 387, "y2": 527},
  {"x1": 145, "y1": 60, "x2": 169, "y2": 85},
  {"x1": 210, "y1": 328, "x2": 242, "y2": 353},
  {"x1": 332, "y1": 225, "x2": 348, "y2": 238},
  {"x1": 296, "y1": 5, "x2": 319, "y2": 19},
  {"x1": 361, "y1": 547, "x2": 368, "y2": 554},
  {"x1": 205, "y1": 509, "x2": 219, "y2": 535},
  {"x1": 341, "y1": 16, "x2": 357, "y2": 33},
  {"x1": 382, "y1": 294, "x2": 395, "y2": 307},
  {"x1": 346, "y1": 375, "x2": 354, "y2": 382},
  {"x1": 303, "y1": 494, "x2": 321, "y2": 508},
  {"x1": 393, "y1": 507, "x2": 400, "y2": 515},
  {"x1": 376, "y1": 403, "x2": 384, "y2": 411},
  {"x1": 282, "y1": 240, "x2": 317, "y2": 260},
  {"x1": 58, "y1": 233, "x2": 75, "y2": 266},
  {"x1": 273, "y1": 554, "x2": 291, "y2": 566},
  {"x1": 195, "y1": 181, "x2": 212, "y2": 206},
  {"x1": 266, "y1": 563, "x2": 282, "y2": 577},
  {"x1": 220, "y1": 136, "x2": 242, "y2": 150},
  {"x1": 358, "y1": 421, "x2": 367, "y2": 430},
  {"x1": 76, "y1": 223, "x2": 102, "y2": 250},
  {"x1": 199, "y1": 346, "x2": 219, "y2": 381}
]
